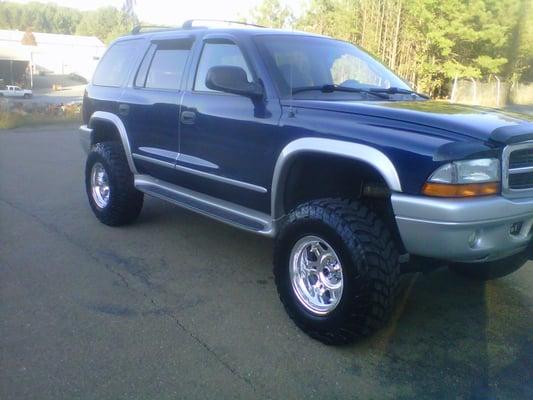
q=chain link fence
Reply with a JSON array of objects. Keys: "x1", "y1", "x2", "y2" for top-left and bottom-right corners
[{"x1": 450, "y1": 78, "x2": 533, "y2": 107}]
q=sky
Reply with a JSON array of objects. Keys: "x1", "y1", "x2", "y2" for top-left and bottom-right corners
[{"x1": 9, "y1": 0, "x2": 305, "y2": 25}]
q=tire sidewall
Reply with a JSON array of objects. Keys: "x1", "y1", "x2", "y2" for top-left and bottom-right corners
[
  {"x1": 85, "y1": 146, "x2": 119, "y2": 220},
  {"x1": 275, "y1": 216, "x2": 366, "y2": 331}
]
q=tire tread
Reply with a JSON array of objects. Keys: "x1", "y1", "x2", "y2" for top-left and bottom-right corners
[
  {"x1": 85, "y1": 142, "x2": 143, "y2": 226},
  {"x1": 274, "y1": 198, "x2": 400, "y2": 344}
]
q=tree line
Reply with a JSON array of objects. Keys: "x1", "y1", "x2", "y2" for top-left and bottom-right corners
[
  {"x1": 249, "y1": 0, "x2": 533, "y2": 96},
  {"x1": 0, "y1": 1, "x2": 136, "y2": 44},
  {"x1": 1, "y1": 0, "x2": 531, "y2": 96}
]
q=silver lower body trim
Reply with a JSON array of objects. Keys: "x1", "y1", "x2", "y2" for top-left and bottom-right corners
[
  {"x1": 134, "y1": 174, "x2": 276, "y2": 236},
  {"x1": 132, "y1": 153, "x2": 268, "y2": 194},
  {"x1": 133, "y1": 153, "x2": 175, "y2": 169},
  {"x1": 392, "y1": 193, "x2": 533, "y2": 262}
]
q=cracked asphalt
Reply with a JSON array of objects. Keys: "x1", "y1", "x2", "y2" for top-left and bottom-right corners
[{"x1": 1, "y1": 124, "x2": 532, "y2": 400}]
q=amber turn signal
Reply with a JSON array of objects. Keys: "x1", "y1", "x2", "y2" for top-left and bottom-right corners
[{"x1": 422, "y1": 182, "x2": 500, "y2": 197}]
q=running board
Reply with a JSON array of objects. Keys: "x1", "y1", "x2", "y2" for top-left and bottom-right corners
[{"x1": 134, "y1": 175, "x2": 275, "y2": 236}]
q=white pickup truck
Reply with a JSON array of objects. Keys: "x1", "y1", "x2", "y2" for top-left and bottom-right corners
[{"x1": 0, "y1": 85, "x2": 33, "y2": 99}]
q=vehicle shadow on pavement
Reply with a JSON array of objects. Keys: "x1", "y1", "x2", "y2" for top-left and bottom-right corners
[{"x1": 351, "y1": 267, "x2": 533, "y2": 399}]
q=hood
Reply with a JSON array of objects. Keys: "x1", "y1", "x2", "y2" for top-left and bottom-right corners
[{"x1": 284, "y1": 99, "x2": 533, "y2": 144}]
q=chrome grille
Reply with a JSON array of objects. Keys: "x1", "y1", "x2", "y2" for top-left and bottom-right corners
[
  {"x1": 509, "y1": 171, "x2": 533, "y2": 189},
  {"x1": 509, "y1": 148, "x2": 533, "y2": 169},
  {"x1": 503, "y1": 142, "x2": 533, "y2": 197}
]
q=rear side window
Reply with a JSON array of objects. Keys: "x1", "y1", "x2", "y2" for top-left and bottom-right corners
[
  {"x1": 136, "y1": 40, "x2": 192, "y2": 90},
  {"x1": 93, "y1": 40, "x2": 139, "y2": 87},
  {"x1": 194, "y1": 42, "x2": 252, "y2": 92}
]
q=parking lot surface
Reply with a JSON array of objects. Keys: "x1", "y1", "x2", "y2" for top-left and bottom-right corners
[{"x1": 1, "y1": 124, "x2": 532, "y2": 399}]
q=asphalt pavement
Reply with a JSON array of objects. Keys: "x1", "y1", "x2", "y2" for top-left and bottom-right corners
[{"x1": 0, "y1": 124, "x2": 532, "y2": 400}]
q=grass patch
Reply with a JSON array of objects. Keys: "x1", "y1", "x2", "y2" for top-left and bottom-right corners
[{"x1": 0, "y1": 110, "x2": 81, "y2": 130}]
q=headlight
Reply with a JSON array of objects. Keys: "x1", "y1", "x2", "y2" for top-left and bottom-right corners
[
  {"x1": 428, "y1": 159, "x2": 500, "y2": 184},
  {"x1": 422, "y1": 158, "x2": 500, "y2": 197}
]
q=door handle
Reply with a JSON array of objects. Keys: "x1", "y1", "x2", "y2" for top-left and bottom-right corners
[
  {"x1": 181, "y1": 110, "x2": 196, "y2": 125},
  {"x1": 118, "y1": 103, "x2": 129, "y2": 116}
]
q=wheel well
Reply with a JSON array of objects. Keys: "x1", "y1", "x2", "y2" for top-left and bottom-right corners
[
  {"x1": 90, "y1": 119, "x2": 121, "y2": 146},
  {"x1": 282, "y1": 153, "x2": 406, "y2": 253}
]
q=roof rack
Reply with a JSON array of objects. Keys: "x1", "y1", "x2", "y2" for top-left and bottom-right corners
[
  {"x1": 131, "y1": 20, "x2": 266, "y2": 35},
  {"x1": 131, "y1": 25, "x2": 179, "y2": 35},
  {"x1": 181, "y1": 19, "x2": 266, "y2": 29}
]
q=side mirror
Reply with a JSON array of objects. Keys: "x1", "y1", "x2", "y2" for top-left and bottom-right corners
[{"x1": 205, "y1": 66, "x2": 263, "y2": 99}]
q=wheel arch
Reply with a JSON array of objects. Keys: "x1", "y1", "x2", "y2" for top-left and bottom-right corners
[
  {"x1": 88, "y1": 111, "x2": 138, "y2": 174},
  {"x1": 271, "y1": 138, "x2": 402, "y2": 219}
]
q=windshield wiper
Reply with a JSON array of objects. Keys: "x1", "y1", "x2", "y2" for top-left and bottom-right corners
[
  {"x1": 291, "y1": 84, "x2": 389, "y2": 99},
  {"x1": 369, "y1": 87, "x2": 429, "y2": 99}
]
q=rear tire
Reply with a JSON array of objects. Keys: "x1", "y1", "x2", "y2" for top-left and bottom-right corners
[
  {"x1": 273, "y1": 198, "x2": 400, "y2": 345},
  {"x1": 85, "y1": 142, "x2": 143, "y2": 226},
  {"x1": 449, "y1": 251, "x2": 528, "y2": 281}
]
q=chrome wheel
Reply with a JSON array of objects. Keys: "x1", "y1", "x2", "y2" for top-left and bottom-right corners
[
  {"x1": 90, "y1": 162, "x2": 110, "y2": 209},
  {"x1": 289, "y1": 235, "x2": 344, "y2": 315}
]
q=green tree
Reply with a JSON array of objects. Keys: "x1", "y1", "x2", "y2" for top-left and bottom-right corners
[
  {"x1": 0, "y1": 1, "x2": 134, "y2": 43},
  {"x1": 506, "y1": 0, "x2": 533, "y2": 82},
  {"x1": 250, "y1": 0, "x2": 293, "y2": 28},
  {"x1": 404, "y1": 0, "x2": 520, "y2": 94},
  {"x1": 260, "y1": 0, "x2": 529, "y2": 95},
  {"x1": 75, "y1": 7, "x2": 137, "y2": 44},
  {"x1": 0, "y1": 2, "x2": 81, "y2": 34}
]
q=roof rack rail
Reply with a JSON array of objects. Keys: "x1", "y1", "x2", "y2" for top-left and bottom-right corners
[
  {"x1": 131, "y1": 20, "x2": 266, "y2": 35},
  {"x1": 182, "y1": 19, "x2": 266, "y2": 29},
  {"x1": 131, "y1": 25, "x2": 179, "y2": 35}
]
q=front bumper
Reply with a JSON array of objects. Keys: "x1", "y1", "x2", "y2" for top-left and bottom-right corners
[
  {"x1": 392, "y1": 194, "x2": 533, "y2": 262},
  {"x1": 79, "y1": 125, "x2": 92, "y2": 154}
]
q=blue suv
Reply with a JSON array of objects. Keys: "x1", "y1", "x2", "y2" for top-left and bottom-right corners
[{"x1": 80, "y1": 21, "x2": 533, "y2": 344}]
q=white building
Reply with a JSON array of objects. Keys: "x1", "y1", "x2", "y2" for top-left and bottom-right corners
[{"x1": 0, "y1": 29, "x2": 106, "y2": 86}]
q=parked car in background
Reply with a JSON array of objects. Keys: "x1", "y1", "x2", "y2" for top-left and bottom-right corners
[{"x1": 0, "y1": 85, "x2": 33, "y2": 99}]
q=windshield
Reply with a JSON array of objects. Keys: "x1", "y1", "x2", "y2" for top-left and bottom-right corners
[{"x1": 254, "y1": 35, "x2": 411, "y2": 100}]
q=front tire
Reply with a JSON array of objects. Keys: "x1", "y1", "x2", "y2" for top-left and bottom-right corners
[
  {"x1": 449, "y1": 251, "x2": 528, "y2": 281},
  {"x1": 274, "y1": 198, "x2": 400, "y2": 345},
  {"x1": 85, "y1": 142, "x2": 143, "y2": 226}
]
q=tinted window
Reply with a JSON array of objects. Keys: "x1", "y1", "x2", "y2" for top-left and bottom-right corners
[
  {"x1": 145, "y1": 50, "x2": 188, "y2": 90},
  {"x1": 93, "y1": 40, "x2": 139, "y2": 87},
  {"x1": 194, "y1": 42, "x2": 252, "y2": 92},
  {"x1": 135, "y1": 41, "x2": 191, "y2": 90}
]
